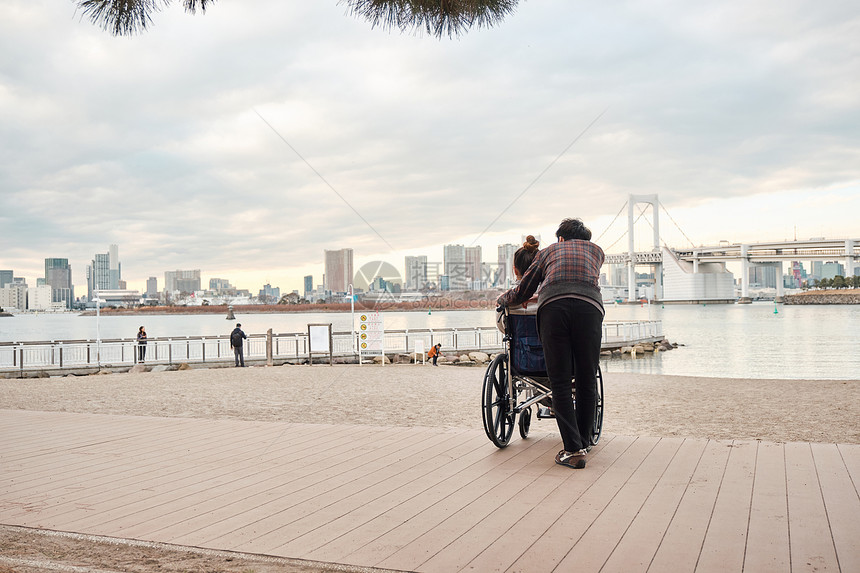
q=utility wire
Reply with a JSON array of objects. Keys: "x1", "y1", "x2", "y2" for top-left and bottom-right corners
[
  {"x1": 254, "y1": 109, "x2": 394, "y2": 251},
  {"x1": 470, "y1": 107, "x2": 609, "y2": 246}
]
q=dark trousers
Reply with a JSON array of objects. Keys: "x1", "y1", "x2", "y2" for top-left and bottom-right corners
[
  {"x1": 137, "y1": 344, "x2": 146, "y2": 362},
  {"x1": 233, "y1": 346, "x2": 245, "y2": 367},
  {"x1": 538, "y1": 298, "x2": 603, "y2": 453}
]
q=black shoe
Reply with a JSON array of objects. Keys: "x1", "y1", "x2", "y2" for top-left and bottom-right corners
[{"x1": 555, "y1": 449, "x2": 587, "y2": 469}]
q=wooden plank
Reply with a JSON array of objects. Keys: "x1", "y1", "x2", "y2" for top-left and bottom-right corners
[
  {"x1": 60, "y1": 425, "x2": 418, "y2": 535},
  {"x1": 647, "y1": 439, "x2": 731, "y2": 572},
  {"x1": 460, "y1": 435, "x2": 632, "y2": 573},
  {"x1": 696, "y1": 440, "x2": 757, "y2": 573},
  {"x1": 268, "y1": 431, "x2": 494, "y2": 559},
  {"x1": 505, "y1": 436, "x2": 661, "y2": 573},
  {"x1": 15, "y1": 421, "x2": 311, "y2": 529},
  {"x1": 784, "y1": 441, "x2": 840, "y2": 572},
  {"x1": 165, "y1": 426, "x2": 436, "y2": 548},
  {"x1": 299, "y1": 433, "x2": 557, "y2": 565},
  {"x1": 164, "y1": 428, "x2": 474, "y2": 550},
  {"x1": 599, "y1": 438, "x2": 707, "y2": 573},
  {"x1": 554, "y1": 437, "x2": 685, "y2": 572},
  {"x1": 370, "y1": 434, "x2": 563, "y2": 572},
  {"x1": 341, "y1": 433, "x2": 562, "y2": 569},
  {"x1": 743, "y1": 441, "x2": 790, "y2": 573},
  {"x1": 813, "y1": 443, "x2": 860, "y2": 573}
]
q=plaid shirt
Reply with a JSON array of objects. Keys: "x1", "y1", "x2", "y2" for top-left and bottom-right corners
[{"x1": 497, "y1": 239, "x2": 605, "y2": 309}]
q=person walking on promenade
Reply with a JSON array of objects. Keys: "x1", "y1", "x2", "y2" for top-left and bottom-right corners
[
  {"x1": 428, "y1": 343, "x2": 442, "y2": 366},
  {"x1": 497, "y1": 218, "x2": 605, "y2": 469},
  {"x1": 136, "y1": 326, "x2": 147, "y2": 363},
  {"x1": 230, "y1": 323, "x2": 247, "y2": 367}
]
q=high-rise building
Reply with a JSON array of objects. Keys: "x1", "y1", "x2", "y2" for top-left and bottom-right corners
[
  {"x1": 259, "y1": 283, "x2": 280, "y2": 302},
  {"x1": 443, "y1": 244, "x2": 467, "y2": 290},
  {"x1": 404, "y1": 256, "x2": 428, "y2": 291},
  {"x1": 87, "y1": 252, "x2": 111, "y2": 301},
  {"x1": 146, "y1": 277, "x2": 158, "y2": 297},
  {"x1": 303, "y1": 275, "x2": 313, "y2": 299},
  {"x1": 465, "y1": 246, "x2": 482, "y2": 287},
  {"x1": 324, "y1": 249, "x2": 353, "y2": 294},
  {"x1": 0, "y1": 280, "x2": 27, "y2": 311},
  {"x1": 209, "y1": 278, "x2": 234, "y2": 292},
  {"x1": 45, "y1": 258, "x2": 74, "y2": 309},
  {"x1": 497, "y1": 244, "x2": 517, "y2": 288},
  {"x1": 109, "y1": 244, "x2": 120, "y2": 290},
  {"x1": 748, "y1": 265, "x2": 778, "y2": 289},
  {"x1": 0, "y1": 270, "x2": 13, "y2": 289},
  {"x1": 28, "y1": 285, "x2": 53, "y2": 311},
  {"x1": 165, "y1": 270, "x2": 201, "y2": 293}
]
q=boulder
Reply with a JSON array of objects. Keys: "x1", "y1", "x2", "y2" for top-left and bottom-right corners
[
  {"x1": 633, "y1": 345, "x2": 645, "y2": 354},
  {"x1": 468, "y1": 351, "x2": 490, "y2": 363},
  {"x1": 620, "y1": 346, "x2": 634, "y2": 354},
  {"x1": 177, "y1": 363, "x2": 192, "y2": 371},
  {"x1": 150, "y1": 365, "x2": 171, "y2": 372},
  {"x1": 372, "y1": 355, "x2": 391, "y2": 365},
  {"x1": 458, "y1": 354, "x2": 471, "y2": 363},
  {"x1": 128, "y1": 364, "x2": 148, "y2": 374}
]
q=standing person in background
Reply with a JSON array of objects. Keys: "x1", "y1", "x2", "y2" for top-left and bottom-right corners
[
  {"x1": 497, "y1": 218, "x2": 605, "y2": 469},
  {"x1": 136, "y1": 326, "x2": 147, "y2": 363},
  {"x1": 230, "y1": 323, "x2": 247, "y2": 367}
]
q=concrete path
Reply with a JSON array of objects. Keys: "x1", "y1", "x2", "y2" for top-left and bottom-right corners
[{"x1": 2, "y1": 409, "x2": 859, "y2": 572}]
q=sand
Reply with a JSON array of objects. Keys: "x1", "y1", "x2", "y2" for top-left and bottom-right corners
[{"x1": 1, "y1": 363, "x2": 858, "y2": 444}]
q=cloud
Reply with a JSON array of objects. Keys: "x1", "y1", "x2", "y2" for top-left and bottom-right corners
[{"x1": 1, "y1": 0, "x2": 859, "y2": 292}]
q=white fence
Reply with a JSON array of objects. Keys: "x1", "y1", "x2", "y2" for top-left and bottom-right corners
[{"x1": 0, "y1": 321, "x2": 662, "y2": 374}]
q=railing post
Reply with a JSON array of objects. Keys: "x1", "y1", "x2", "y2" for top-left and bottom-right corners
[
  {"x1": 267, "y1": 329, "x2": 273, "y2": 366},
  {"x1": 475, "y1": 327, "x2": 480, "y2": 350},
  {"x1": 168, "y1": 339, "x2": 172, "y2": 365},
  {"x1": 405, "y1": 330, "x2": 409, "y2": 355},
  {"x1": 59, "y1": 342, "x2": 63, "y2": 368},
  {"x1": 453, "y1": 329, "x2": 458, "y2": 351},
  {"x1": 186, "y1": 337, "x2": 190, "y2": 359},
  {"x1": 202, "y1": 338, "x2": 206, "y2": 363}
]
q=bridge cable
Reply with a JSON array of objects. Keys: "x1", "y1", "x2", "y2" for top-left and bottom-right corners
[
  {"x1": 594, "y1": 200, "x2": 628, "y2": 244},
  {"x1": 659, "y1": 200, "x2": 697, "y2": 248}
]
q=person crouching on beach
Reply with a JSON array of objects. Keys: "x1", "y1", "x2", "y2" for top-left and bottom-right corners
[
  {"x1": 497, "y1": 218, "x2": 605, "y2": 469},
  {"x1": 428, "y1": 343, "x2": 441, "y2": 366}
]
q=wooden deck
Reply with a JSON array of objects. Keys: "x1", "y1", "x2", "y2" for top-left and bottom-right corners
[{"x1": 1, "y1": 409, "x2": 858, "y2": 572}]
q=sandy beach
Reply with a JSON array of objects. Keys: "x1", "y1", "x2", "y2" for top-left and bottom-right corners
[{"x1": 1, "y1": 364, "x2": 858, "y2": 444}]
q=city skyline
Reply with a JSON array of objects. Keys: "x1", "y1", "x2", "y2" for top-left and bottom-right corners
[{"x1": 2, "y1": 1, "x2": 860, "y2": 294}]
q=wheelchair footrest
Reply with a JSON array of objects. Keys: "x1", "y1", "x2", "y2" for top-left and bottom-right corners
[{"x1": 536, "y1": 406, "x2": 556, "y2": 419}]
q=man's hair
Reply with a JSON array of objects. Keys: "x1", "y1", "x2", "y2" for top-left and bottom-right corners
[{"x1": 556, "y1": 218, "x2": 592, "y2": 241}]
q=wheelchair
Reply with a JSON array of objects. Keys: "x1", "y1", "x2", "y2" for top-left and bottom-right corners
[{"x1": 482, "y1": 306, "x2": 604, "y2": 448}]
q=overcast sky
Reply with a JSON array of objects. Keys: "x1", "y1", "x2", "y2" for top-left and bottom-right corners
[{"x1": 2, "y1": 0, "x2": 859, "y2": 294}]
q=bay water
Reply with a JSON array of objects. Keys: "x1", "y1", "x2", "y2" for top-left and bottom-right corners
[{"x1": 1, "y1": 304, "x2": 857, "y2": 380}]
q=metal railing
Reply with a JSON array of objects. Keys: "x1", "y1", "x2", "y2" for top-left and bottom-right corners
[{"x1": 0, "y1": 321, "x2": 663, "y2": 374}]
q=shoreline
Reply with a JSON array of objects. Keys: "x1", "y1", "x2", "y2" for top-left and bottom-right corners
[{"x1": 1, "y1": 365, "x2": 857, "y2": 444}]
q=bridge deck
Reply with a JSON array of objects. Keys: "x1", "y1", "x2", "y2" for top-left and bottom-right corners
[{"x1": 2, "y1": 410, "x2": 858, "y2": 572}]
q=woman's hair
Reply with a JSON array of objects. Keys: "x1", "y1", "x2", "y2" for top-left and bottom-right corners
[
  {"x1": 556, "y1": 218, "x2": 592, "y2": 241},
  {"x1": 513, "y1": 235, "x2": 540, "y2": 275},
  {"x1": 139, "y1": 326, "x2": 145, "y2": 331}
]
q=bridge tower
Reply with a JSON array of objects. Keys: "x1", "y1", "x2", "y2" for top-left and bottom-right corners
[{"x1": 627, "y1": 194, "x2": 662, "y2": 302}]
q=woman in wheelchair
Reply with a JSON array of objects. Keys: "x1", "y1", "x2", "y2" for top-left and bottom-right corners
[
  {"x1": 496, "y1": 218, "x2": 605, "y2": 469},
  {"x1": 495, "y1": 235, "x2": 541, "y2": 334}
]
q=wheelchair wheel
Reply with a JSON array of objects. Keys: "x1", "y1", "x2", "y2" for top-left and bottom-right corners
[
  {"x1": 591, "y1": 366, "x2": 604, "y2": 445},
  {"x1": 518, "y1": 406, "x2": 532, "y2": 439},
  {"x1": 482, "y1": 354, "x2": 515, "y2": 448}
]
